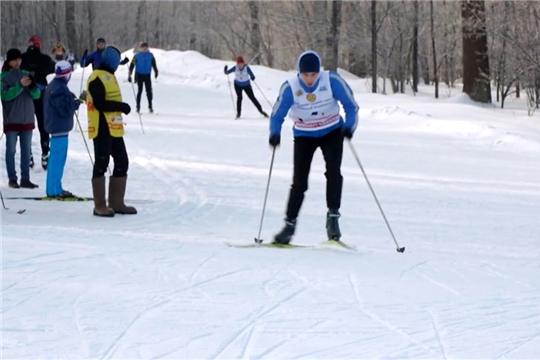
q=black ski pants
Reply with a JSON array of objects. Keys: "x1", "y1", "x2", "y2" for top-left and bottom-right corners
[
  {"x1": 33, "y1": 92, "x2": 49, "y2": 155},
  {"x1": 286, "y1": 127, "x2": 344, "y2": 220},
  {"x1": 234, "y1": 84, "x2": 262, "y2": 115},
  {"x1": 92, "y1": 115, "x2": 129, "y2": 179},
  {"x1": 136, "y1": 73, "x2": 152, "y2": 110}
]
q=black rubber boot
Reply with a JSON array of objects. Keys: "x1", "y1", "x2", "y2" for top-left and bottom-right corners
[
  {"x1": 326, "y1": 209, "x2": 341, "y2": 240},
  {"x1": 273, "y1": 218, "x2": 297, "y2": 244}
]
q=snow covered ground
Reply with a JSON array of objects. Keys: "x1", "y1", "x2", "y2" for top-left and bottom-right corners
[{"x1": 2, "y1": 50, "x2": 540, "y2": 359}]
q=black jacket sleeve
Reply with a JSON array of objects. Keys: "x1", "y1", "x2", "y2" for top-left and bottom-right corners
[
  {"x1": 88, "y1": 77, "x2": 126, "y2": 113},
  {"x1": 45, "y1": 55, "x2": 56, "y2": 76},
  {"x1": 151, "y1": 55, "x2": 158, "y2": 75}
]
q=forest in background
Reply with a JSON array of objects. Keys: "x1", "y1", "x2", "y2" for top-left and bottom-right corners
[{"x1": 2, "y1": 1, "x2": 540, "y2": 112}]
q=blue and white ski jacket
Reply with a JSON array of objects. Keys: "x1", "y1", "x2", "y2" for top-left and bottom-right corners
[{"x1": 270, "y1": 51, "x2": 359, "y2": 138}]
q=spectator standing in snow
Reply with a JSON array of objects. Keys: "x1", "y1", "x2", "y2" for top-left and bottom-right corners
[
  {"x1": 128, "y1": 42, "x2": 158, "y2": 113},
  {"x1": 84, "y1": 46, "x2": 136, "y2": 217},
  {"x1": 80, "y1": 38, "x2": 128, "y2": 71},
  {"x1": 224, "y1": 56, "x2": 268, "y2": 119},
  {"x1": 43, "y1": 61, "x2": 83, "y2": 199},
  {"x1": 20, "y1": 35, "x2": 56, "y2": 171},
  {"x1": 52, "y1": 42, "x2": 67, "y2": 62},
  {"x1": 1, "y1": 48, "x2": 41, "y2": 189},
  {"x1": 268, "y1": 50, "x2": 359, "y2": 245}
]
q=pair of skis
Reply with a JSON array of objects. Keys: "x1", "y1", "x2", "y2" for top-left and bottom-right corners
[{"x1": 227, "y1": 239, "x2": 358, "y2": 252}]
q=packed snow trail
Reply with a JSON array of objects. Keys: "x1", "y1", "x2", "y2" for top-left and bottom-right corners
[{"x1": 2, "y1": 50, "x2": 540, "y2": 358}]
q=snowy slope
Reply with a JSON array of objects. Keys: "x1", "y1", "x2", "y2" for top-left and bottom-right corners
[{"x1": 2, "y1": 50, "x2": 540, "y2": 359}]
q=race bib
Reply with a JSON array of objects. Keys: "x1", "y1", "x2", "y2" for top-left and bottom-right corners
[{"x1": 112, "y1": 116, "x2": 123, "y2": 124}]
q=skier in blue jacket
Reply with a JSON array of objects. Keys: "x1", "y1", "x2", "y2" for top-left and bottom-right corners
[
  {"x1": 128, "y1": 42, "x2": 158, "y2": 113},
  {"x1": 43, "y1": 61, "x2": 83, "y2": 199},
  {"x1": 224, "y1": 56, "x2": 268, "y2": 119},
  {"x1": 269, "y1": 50, "x2": 359, "y2": 245},
  {"x1": 80, "y1": 38, "x2": 129, "y2": 70}
]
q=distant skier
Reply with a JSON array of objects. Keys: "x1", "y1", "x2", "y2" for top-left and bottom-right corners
[
  {"x1": 43, "y1": 61, "x2": 83, "y2": 199},
  {"x1": 224, "y1": 56, "x2": 268, "y2": 119},
  {"x1": 84, "y1": 46, "x2": 136, "y2": 217},
  {"x1": 21, "y1": 35, "x2": 56, "y2": 171},
  {"x1": 268, "y1": 50, "x2": 359, "y2": 245},
  {"x1": 128, "y1": 42, "x2": 158, "y2": 113},
  {"x1": 80, "y1": 38, "x2": 129, "y2": 71}
]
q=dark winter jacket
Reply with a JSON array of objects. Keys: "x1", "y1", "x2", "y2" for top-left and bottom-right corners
[
  {"x1": 20, "y1": 47, "x2": 56, "y2": 90},
  {"x1": 44, "y1": 78, "x2": 80, "y2": 137},
  {"x1": 1, "y1": 67, "x2": 40, "y2": 132}
]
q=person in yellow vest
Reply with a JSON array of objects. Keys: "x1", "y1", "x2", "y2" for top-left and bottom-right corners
[{"x1": 84, "y1": 46, "x2": 135, "y2": 217}]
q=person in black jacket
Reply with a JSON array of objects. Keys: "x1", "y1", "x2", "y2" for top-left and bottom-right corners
[
  {"x1": 83, "y1": 46, "x2": 136, "y2": 217},
  {"x1": 21, "y1": 35, "x2": 56, "y2": 171}
]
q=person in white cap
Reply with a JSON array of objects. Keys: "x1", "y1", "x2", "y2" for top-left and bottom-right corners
[{"x1": 43, "y1": 60, "x2": 83, "y2": 199}]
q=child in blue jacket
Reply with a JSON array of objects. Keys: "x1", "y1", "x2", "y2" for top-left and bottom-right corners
[{"x1": 43, "y1": 61, "x2": 83, "y2": 199}]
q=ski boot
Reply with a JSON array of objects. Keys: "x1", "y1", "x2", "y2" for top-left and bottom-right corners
[
  {"x1": 29, "y1": 155, "x2": 34, "y2": 169},
  {"x1": 8, "y1": 179, "x2": 19, "y2": 188},
  {"x1": 261, "y1": 111, "x2": 269, "y2": 118},
  {"x1": 149, "y1": 107, "x2": 154, "y2": 114},
  {"x1": 20, "y1": 179, "x2": 38, "y2": 189},
  {"x1": 235, "y1": 112, "x2": 241, "y2": 120},
  {"x1": 326, "y1": 209, "x2": 341, "y2": 241},
  {"x1": 273, "y1": 218, "x2": 296, "y2": 245}
]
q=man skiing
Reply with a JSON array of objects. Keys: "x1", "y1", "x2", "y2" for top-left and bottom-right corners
[
  {"x1": 85, "y1": 46, "x2": 136, "y2": 217},
  {"x1": 80, "y1": 38, "x2": 128, "y2": 71},
  {"x1": 20, "y1": 35, "x2": 56, "y2": 170},
  {"x1": 128, "y1": 42, "x2": 158, "y2": 113},
  {"x1": 43, "y1": 61, "x2": 83, "y2": 199},
  {"x1": 224, "y1": 56, "x2": 268, "y2": 119},
  {"x1": 268, "y1": 50, "x2": 359, "y2": 245}
]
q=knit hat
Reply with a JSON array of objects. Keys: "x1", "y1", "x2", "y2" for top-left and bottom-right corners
[
  {"x1": 297, "y1": 51, "x2": 321, "y2": 73},
  {"x1": 55, "y1": 60, "x2": 72, "y2": 82},
  {"x1": 140, "y1": 42, "x2": 148, "y2": 48},
  {"x1": 236, "y1": 56, "x2": 244, "y2": 64},
  {"x1": 6, "y1": 48, "x2": 22, "y2": 62},
  {"x1": 96, "y1": 38, "x2": 106, "y2": 44},
  {"x1": 28, "y1": 35, "x2": 41, "y2": 50},
  {"x1": 100, "y1": 46, "x2": 121, "y2": 72}
]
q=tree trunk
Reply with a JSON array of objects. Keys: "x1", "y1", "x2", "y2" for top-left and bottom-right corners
[
  {"x1": 430, "y1": 0, "x2": 439, "y2": 98},
  {"x1": 371, "y1": 0, "x2": 377, "y2": 93},
  {"x1": 461, "y1": 0, "x2": 491, "y2": 103},
  {"x1": 65, "y1": 1, "x2": 77, "y2": 54},
  {"x1": 248, "y1": 1, "x2": 260, "y2": 64},
  {"x1": 86, "y1": 1, "x2": 94, "y2": 50},
  {"x1": 325, "y1": 0, "x2": 341, "y2": 71},
  {"x1": 412, "y1": 0, "x2": 419, "y2": 92}
]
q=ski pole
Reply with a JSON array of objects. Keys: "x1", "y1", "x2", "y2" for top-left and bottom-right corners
[
  {"x1": 130, "y1": 80, "x2": 145, "y2": 134},
  {"x1": 74, "y1": 112, "x2": 93, "y2": 166},
  {"x1": 75, "y1": 63, "x2": 86, "y2": 132},
  {"x1": 0, "y1": 189, "x2": 7, "y2": 210},
  {"x1": 253, "y1": 80, "x2": 272, "y2": 108},
  {"x1": 348, "y1": 141, "x2": 405, "y2": 253},
  {"x1": 254, "y1": 146, "x2": 276, "y2": 244},
  {"x1": 226, "y1": 73, "x2": 236, "y2": 117}
]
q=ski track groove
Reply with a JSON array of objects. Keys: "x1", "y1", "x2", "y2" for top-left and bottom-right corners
[
  {"x1": 428, "y1": 309, "x2": 448, "y2": 360},
  {"x1": 188, "y1": 248, "x2": 224, "y2": 286},
  {"x1": 399, "y1": 260, "x2": 428, "y2": 279},
  {"x1": 348, "y1": 273, "x2": 433, "y2": 353},
  {"x1": 1, "y1": 269, "x2": 39, "y2": 292},
  {"x1": 414, "y1": 270, "x2": 461, "y2": 296},
  {"x1": 495, "y1": 331, "x2": 540, "y2": 359},
  {"x1": 209, "y1": 286, "x2": 308, "y2": 360}
]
